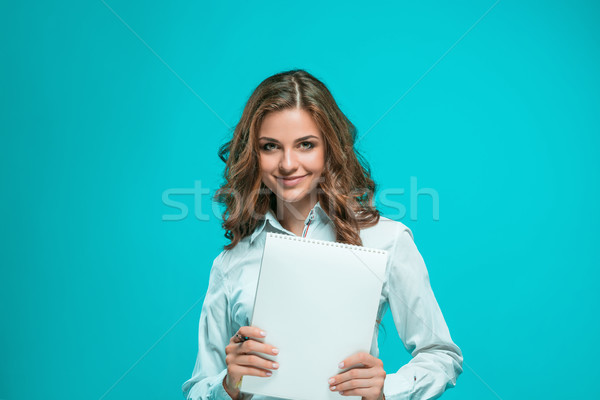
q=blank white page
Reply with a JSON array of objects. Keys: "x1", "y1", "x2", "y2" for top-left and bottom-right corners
[{"x1": 240, "y1": 232, "x2": 389, "y2": 400}]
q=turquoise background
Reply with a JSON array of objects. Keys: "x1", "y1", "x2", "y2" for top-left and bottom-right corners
[{"x1": 1, "y1": 1, "x2": 599, "y2": 399}]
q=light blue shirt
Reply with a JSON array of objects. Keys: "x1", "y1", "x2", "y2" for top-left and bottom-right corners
[{"x1": 182, "y1": 201, "x2": 463, "y2": 399}]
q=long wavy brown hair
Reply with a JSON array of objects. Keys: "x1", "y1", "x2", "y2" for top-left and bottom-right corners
[{"x1": 214, "y1": 69, "x2": 381, "y2": 250}]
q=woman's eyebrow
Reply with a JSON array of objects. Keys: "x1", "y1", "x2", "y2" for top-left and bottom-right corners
[{"x1": 258, "y1": 135, "x2": 319, "y2": 143}]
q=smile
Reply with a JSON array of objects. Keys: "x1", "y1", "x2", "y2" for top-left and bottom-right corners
[{"x1": 277, "y1": 174, "x2": 308, "y2": 187}]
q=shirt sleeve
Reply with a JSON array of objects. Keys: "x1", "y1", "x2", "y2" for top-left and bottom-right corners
[
  {"x1": 382, "y1": 224, "x2": 464, "y2": 400},
  {"x1": 182, "y1": 252, "x2": 237, "y2": 400}
]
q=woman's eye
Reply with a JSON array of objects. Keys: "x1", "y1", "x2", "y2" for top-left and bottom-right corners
[
  {"x1": 300, "y1": 141, "x2": 314, "y2": 150},
  {"x1": 262, "y1": 143, "x2": 277, "y2": 151}
]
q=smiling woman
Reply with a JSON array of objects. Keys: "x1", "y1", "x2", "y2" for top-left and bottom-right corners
[
  {"x1": 182, "y1": 69, "x2": 463, "y2": 400},
  {"x1": 211, "y1": 70, "x2": 382, "y2": 252}
]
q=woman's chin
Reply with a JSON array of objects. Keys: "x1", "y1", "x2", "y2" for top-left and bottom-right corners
[{"x1": 274, "y1": 191, "x2": 309, "y2": 204}]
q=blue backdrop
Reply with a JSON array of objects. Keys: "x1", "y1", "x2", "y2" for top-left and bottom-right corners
[{"x1": 1, "y1": 1, "x2": 599, "y2": 399}]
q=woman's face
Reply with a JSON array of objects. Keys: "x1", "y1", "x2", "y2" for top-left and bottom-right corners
[{"x1": 258, "y1": 108, "x2": 325, "y2": 208}]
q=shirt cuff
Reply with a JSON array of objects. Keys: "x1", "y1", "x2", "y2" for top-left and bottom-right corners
[
  {"x1": 209, "y1": 369, "x2": 231, "y2": 399},
  {"x1": 382, "y1": 371, "x2": 414, "y2": 400},
  {"x1": 210, "y1": 369, "x2": 254, "y2": 400}
]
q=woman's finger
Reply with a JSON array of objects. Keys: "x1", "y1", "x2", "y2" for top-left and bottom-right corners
[
  {"x1": 228, "y1": 364, "x2": 274, "y2": 378},
  {"x1": 329, "y1": 367, "x2": 373, "y2": 386},
  {"x1": 239, "y1": 336, "x2": 279, "y2": 356},
  {"x1": 235, "y1": 354, "x2": 280, "y2": 371},
  {"x1": 331, "y1": 376, "x2": 381, "y2": 392},
  {"x1": 237, "y1": 326, "x2": 267, "y2": 340},
  {"x1": 338, "y1": 352, "x2": 382, "y2": 371},
  {"x1": 338, "y1": 387, "x2": 376, "y2": 397}
]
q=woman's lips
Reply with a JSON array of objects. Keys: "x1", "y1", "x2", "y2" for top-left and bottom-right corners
[{"x1": 277, "y1": 174, "x2": 308, "y2": 187}]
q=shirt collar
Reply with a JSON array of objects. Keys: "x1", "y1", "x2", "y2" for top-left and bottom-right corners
[{"x1": 249, "y1": 200, "x2": 331, "y2": 245}]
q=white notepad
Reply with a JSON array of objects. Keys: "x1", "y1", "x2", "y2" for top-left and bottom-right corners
[{"x1": 240, "y1": 233, "x2": 389, "y2": 400}]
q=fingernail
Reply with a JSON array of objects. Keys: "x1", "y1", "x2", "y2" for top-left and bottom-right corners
[
  {"x1": 272, "y1": 348, "x2": 279, "y2": 354},
  {"x1": 338, "y1": 362, "x2": 344, "y2": 368},
  {"x1": 266, "y1": 371, "x2": 272, "y2": 376},
  {"x1": 330, "y1": 386, "x2": 336, "y2": 391},
  {"x1": 328, "y1": 378, "x2": 335, "y2": 384},
  {"x1": 272, "y1": 362, "x2": 279, "y2": 369},
  {"x1": 260, "y1": 330, "x2": 267, "y2": 336}
]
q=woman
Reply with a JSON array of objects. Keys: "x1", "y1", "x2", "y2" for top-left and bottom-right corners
[{"x1": 182, "y1": 69, "x2": 463, "y2": 400}]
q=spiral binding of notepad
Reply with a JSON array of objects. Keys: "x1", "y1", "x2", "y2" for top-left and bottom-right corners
[{"x1": 266, "y1": 232, "x2": 387, "y2": 255}]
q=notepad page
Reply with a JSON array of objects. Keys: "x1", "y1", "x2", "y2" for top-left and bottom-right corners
[{"x1": 240, "y1": 233, "x2": 389, "y2": 400}]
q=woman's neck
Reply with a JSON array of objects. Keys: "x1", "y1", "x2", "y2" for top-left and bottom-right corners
[{"x1": 274, "y1": 198, "x2": 317, "y2": 237}]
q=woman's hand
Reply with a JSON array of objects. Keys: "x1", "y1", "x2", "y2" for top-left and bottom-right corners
[
  {"x1": 223, "y1": 326, "x2": 280, "y2": 399},
  {"x1": 328, "y1": 352, "x2": 386, "y2": 400}
]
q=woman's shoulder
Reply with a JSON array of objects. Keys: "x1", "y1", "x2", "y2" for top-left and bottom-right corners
[
  {"x1": 361, "y1": 217, "x2": 427, "y2": 280},
  {"x1": 209, "y1": 234, "x2": 256, "y2": 276},
  {"x1": 360, "y1": 215, "x2": 414, "y2": 250}
]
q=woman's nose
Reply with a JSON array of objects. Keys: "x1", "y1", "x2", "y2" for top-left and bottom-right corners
[{"x1": 279, "y1": 148, "x2": 298, "y2": 171}]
